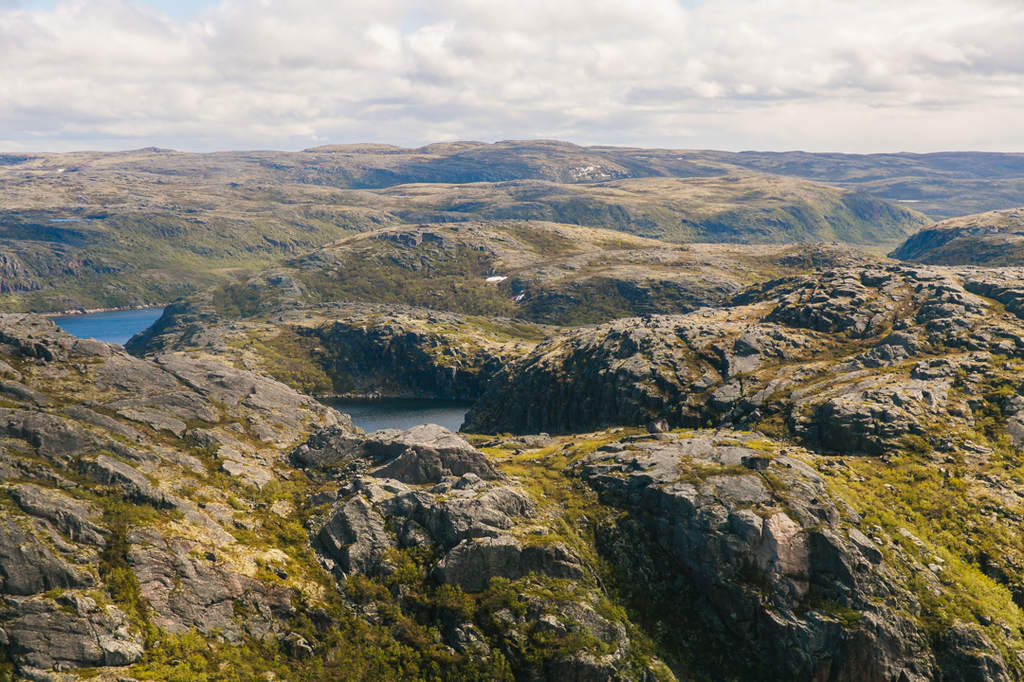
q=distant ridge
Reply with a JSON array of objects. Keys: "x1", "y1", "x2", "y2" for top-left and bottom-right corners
[{"x1": 891, "y1": 207, "x2": 1024, "y2": 266}]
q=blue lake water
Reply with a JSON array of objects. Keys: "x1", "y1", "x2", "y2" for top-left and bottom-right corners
[
  {"x1": 322, "y1": 398, "x2": 474, "y2": 434},
  {"x1": 51, "y1": 308, "x2": 472, "y2": 430},
  {"x1": 52, "y1": 308, "x2": 165, "y2": 345}
]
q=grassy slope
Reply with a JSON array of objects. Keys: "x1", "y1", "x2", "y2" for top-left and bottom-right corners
[
  {"x1": 0, "y1": 144, "x2": 935, "y2": 313},
  {"x1": 891, "y1": 208, "x2": 1024, "y2": 265}
]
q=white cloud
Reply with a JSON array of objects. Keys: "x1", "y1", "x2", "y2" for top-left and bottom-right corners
[{"x1": 0, "y1": 0, "x2": 1022, "y2": 152}]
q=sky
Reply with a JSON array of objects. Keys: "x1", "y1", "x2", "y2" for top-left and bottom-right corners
[{"x1": 1, "y1": 0, "x2": 1022, "y2": 154}]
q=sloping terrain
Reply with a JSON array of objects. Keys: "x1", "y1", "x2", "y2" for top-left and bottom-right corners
[
  {"x1": 0, "y1": 314, "x2": 664, "y2": 682},
  {"x1": 2, "y1": 313, "x2": 1021, "y2": 682},
  {"x1": 891, "y1": 208, "x2": 1024, "y2": 266},
  {"x1": 311, "y1": 176, "x2": 927, "y2": 245},
  {"x1": 125, "y1": 224, "x2": 882, "y2": 399},
  {"x1": 0, "y1": 142, "x2": 940, "y2": 312},
  {"x1": 456, "y1": 263, "x2": 1024, "y2": 676}
]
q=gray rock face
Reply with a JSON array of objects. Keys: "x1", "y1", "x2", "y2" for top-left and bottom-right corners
[
  {"x1": 294, "y1": 423, "x2": 499, "y2": 484},
  {"x1": 61, "y1": 405, "x2": 143, "y2": 441},
  {"x1": 128, "y1": 528, "x2": 293, "y2": 640},
  {"x1": 0, "y1": 596, "x2": 143, "y2": 672},
  {"x1": 379, "y1": 484, "x2": 537, "y2": 551},
  {"x1": 0, "y1": 380, "x2": 51, "y2": 406},
  {"x1": 0, "y1": 411, "x2": 96, "y2": 465},
  {"x1": 0, "y1": 313, "x2": 340, "y2": 679},
  {"x1": 0, "y1": 517, "x2": 95, "y2": 595},
  {"x1": 368, "y1": 424, "x2": 501, "y2": 483},
  {"x1": 305, "y1": 447, "x2": 612, "y2": 678},
  {"x1": 154, "y1": 354, "x2": 340, "y2": 436},
  {"x1": 318, "y1": 496, "x2": 393, "y2": 575},
  {"x1": 434, "y1": 536, "x2": 585, "y2": 593},
  {"x1": 936, "y1": 622, "x2": 1012, "y2": 682},
  {"x1": 574, "y1": 432, "x2": 939, "y2": 681},
  {"x1": 289, "y1": 423, "x2": 364, "y2": 469},
  {"x1": 462, "y1": 310, "x2": 814, "y2": 435},
  {"x1": 80, "y1": 455, "x2": 233, "y2": 543},
  {"x1": 308, "y1": 437, "x2": 581, "y2": 600},
  {"x1": 11, "y1": 484, "x2": 108, "y2": 547},
  {"x1": 463, "y1": 265, "x2": 1019, "y2": 457}
]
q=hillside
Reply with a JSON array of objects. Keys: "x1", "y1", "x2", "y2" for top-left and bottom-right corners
[
  {"x1": 891, "y1": 208, "x2": 1024, "y2": 266},
  {"x1": 125, "y1": 224, "x2": 883, "y2": 399},
  {"x1": 5, "y1": 305, "x2": 1024, "y2": 681},
  {"x1": 0, "y1": 142, "x2": 941, "y2": 313}
]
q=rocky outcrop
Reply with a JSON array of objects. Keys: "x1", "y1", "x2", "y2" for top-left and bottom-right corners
[
  {"x1": 464, "y1": 265, "x2": 1018, "y2": 457},
  {"x1": 293, "y1": 423, "x2": 500, "y2": 483},
  {"x1": 891, "y1": 208, "x2": 1024, "y2": 266},
  {"x1": 0, "y1": 517, "x2": 95, "y2": 595},
  {"x1": 0, "y1": 595, "x2": 143, "y2": 674},
  {"x1": 5, "y1": 280, "x2": 1024, "y2": 682},
  {"x1": 297, "y1": 426, "x2": 627, "y2": 679},
  {"x1": 434, "y1": 535, "x2": 585, "y2": 592},
  {"x1": 462, "y1": 311, "x2": 815, "y2": 435},
  {"x1": 298, "y1": 427, "x2": 539, "y2": 580},
  {"x1": 303, "y1": 306, "x2": 516, "y2": 399},
  {"x1": 317, "y1": 495, "x2": 393, "y2": 575},
  {"x1": 10, "y1": 484, "x2": 108, "y2": 547},
  {"x1": 127, "y1": 528, "x2": 294, "y2": 640},
  {"x1": 0, "y1": 314, "x2": 338, "y2": 679},
  {"x1": 572, "y1": 431, "x2": 1002, "y2": 681}
]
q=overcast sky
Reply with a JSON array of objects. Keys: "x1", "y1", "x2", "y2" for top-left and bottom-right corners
[{"x1": 2, "y1": 0, "x2": 1022, "y2": 153}]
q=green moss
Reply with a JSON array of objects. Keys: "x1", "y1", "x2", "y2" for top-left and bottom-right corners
[
  {"x1": 673, "y1": 460, "x2": 751, "y2": 486},
  {"x1": 0, "y1": 644, "x2": 17, "y2": 682},
  {"x1": 240, "y1": 327, "x2": 335, "y2": 394},
  {"x1": 293, "y1": 244, "x2": 516, "y2": 318},
  {"x1": 210, "y1": 282, "x2": 273, "y2": 318},
  {"x1": 502, "y1": 225, "x2": 581, "y2": 256},
  {"x1": 99, "y1": 526, "x2": 154, "y2": 638},
  {"x1": 804, "y1": 596, "x2": 862, "y2": 629}
]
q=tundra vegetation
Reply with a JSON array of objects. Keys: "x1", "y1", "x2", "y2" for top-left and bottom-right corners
[{"x1": 7, "y1": 144, "x2": 1024, "y2": 681}]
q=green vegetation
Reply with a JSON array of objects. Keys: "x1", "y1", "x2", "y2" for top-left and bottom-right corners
[
  {"x1": 0, "y1": 143, "x2": 947, "y2": 313},
  {"x1": 210, "y1": 282, "x2": 274, "y2": 318},
  {"x1": 0, "y1": 643, "x2": 15, "y2": 682},
  {"x1": 132, "y1": 619, "x2": 514, "y2": 682},
  {"x1": 504, "y1": 225, "x2": 581, "y2": 256},
  {"x1": 293, "y1": 244, "x2": 517, "y2": 318},
  {"x1": 228, "y1": 328, "x2": 334, "y2": 394},
  {"x1": 825, "y1": 447, "x2": 1024, "y2": 640}
]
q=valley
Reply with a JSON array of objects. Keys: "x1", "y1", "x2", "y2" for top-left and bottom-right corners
[{"x1": 6, "y1": 142, "x2": 1024, "y2": 682}]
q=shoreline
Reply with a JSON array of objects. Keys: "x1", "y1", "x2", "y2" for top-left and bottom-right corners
[
  {"x1": 317, "y1": 393, "x2": 476, "y2": 403},
  {"x1": 42, "y1": 303, "x2": 167, "y2": 318}
]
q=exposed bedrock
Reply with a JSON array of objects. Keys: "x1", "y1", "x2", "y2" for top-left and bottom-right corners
[
  {"x1": 573, "y1": 432, "x2": 1008, "y2": 681},
  {"x1": 464, "y1": 266, "x2": 1024, "y2": 458}
]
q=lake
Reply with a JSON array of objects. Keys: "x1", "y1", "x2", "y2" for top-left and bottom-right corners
[
  {"x1": 52, "y1": 307, "x2": 165, "y2": 345},
  {"x1": 322, "y1": 398, "x2": 475, "y2": 434},
  {"x1": 51, "y1": 308, "x2": 472, "y2": 432}
]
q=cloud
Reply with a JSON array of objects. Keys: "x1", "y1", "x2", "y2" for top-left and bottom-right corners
[{"x1": 0, "y1": 0, "x2": 1022, "y2": 152}]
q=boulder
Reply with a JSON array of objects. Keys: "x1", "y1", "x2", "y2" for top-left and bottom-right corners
[
  {"x1": 294, "y1": 423, "x2": 499, "y2": 484},
  {"x1": 367, "y1": 424, "x2": 500, "y2": 483},
  {"x1": 290, "y1": 423, "x2": 364, "y2": 469},
  {"x1": 0, "y1": 517, "x2": 94, "y2": 595},
  {"x1": 317, "y1": 496, "x2": 394, "y2": 576},
  {"x1": 433, "y1": 536, "x2": 585, "y2": 593},
  {"x1": 0, "y1": 597, "x2": 143, "y2": 673},
  {"x1": 11, "y1": 484, "x2": 108, "y2": 547}
]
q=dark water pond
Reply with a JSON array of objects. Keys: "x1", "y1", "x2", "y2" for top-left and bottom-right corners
[
  {"x1": 52, "y1": 308, "x2": 165, "y2": 345},
  {"x1": 50, "y1": 309, "x2": 472, "y2": 431},
  {"x1": 322, "y1": 398, "x2": 475, "y2": 434}
]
